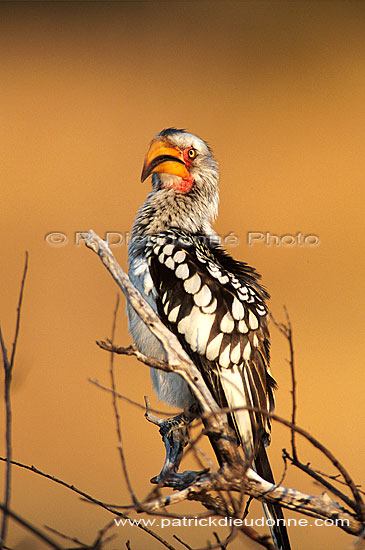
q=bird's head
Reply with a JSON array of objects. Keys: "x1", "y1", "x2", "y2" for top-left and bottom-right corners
[
  {"x1": 141, "y1": 128, "x2": 219, "y2": 197},
  {"x1": 133, "y1": 128, "x2": 219, "y2": 236}
]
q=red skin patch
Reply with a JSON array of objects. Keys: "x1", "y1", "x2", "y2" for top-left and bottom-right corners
[{"x1": 173, "y1": 175, "x2": 194, "y2": 194}]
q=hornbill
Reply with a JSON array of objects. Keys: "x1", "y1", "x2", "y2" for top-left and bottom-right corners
[{"x1": 127, "y1": 128, "x2": 291, "y2": 550}]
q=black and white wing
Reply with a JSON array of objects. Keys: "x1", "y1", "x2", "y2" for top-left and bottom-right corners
[{"x1": 146, "y1": 230, "x2": 276, "y2": 459}]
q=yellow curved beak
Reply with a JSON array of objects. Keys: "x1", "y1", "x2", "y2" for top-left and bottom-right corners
[{"x1": 141, "y1": 136, "x2": 189, "y2": 182}]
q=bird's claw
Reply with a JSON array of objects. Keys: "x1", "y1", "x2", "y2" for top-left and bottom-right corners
[{"x1": 145, "y1": 407, "x2": 197, "y2": 486}]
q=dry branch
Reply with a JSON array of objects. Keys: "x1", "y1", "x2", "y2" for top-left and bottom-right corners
[
  {"x1": 0, "y1": 252, "x2": 28, "y2": 549},
  {"x1": 0, "y1": 502, "x2": 62, "y2": 550},
  {"x1": 270, "y1": 310, "x2": 298, "y2": 461},
  {"x1": 81, "y1": 230, "x2": 364, "y2": 541},
  {"x1": 106, "y1": 295, "x2": 138, "y2": 506}
]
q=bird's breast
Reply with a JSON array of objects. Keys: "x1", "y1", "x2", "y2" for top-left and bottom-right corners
[{"x1": 128, "y1": 256, "x2": 193, "y2": 410}]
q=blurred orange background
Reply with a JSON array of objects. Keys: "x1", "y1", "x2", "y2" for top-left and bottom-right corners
[{"x1": 1, "y1": 2, "x2": 364, "y2": 549}]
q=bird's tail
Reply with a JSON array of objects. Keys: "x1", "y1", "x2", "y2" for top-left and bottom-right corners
[
  {"x1": 254, "y1": 447, "x2": 291, "y2": 550},
  {"x1": 213, "y1": 364, "x2": 291, "y2": 549}
]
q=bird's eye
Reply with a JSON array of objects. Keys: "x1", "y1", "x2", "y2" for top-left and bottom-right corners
[{"x1": 187, "y1": 148, "x2": 196, "y2": 160}]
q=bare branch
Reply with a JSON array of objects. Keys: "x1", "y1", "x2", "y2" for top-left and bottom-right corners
[
  {"x1": 0, "y1": 502, "x2": 62, "y2": 549},
  {"x1": 10, "y1": 251, "x2": 29, "y2": 369},
  {"x1": 282, "y1": 450, "x2": 358, "y2": 511},
  {"x1": 212, "y1": 532, "x2": 228, "y2": 550},
  {"x1": 89, "y1": 378, "x2": 172, "y2": 416},
  {"x1": 107, "y1": 295, "x2": 138, "y2": 506},
  {"x1": 173, "y1": 528, "x2": 237, "y2": 550},
  {"x1": 0, "y1": 457, "x2": 178, "y2": 550},
  {"x1": 108, "y1": 336, "x2": 364, "y2": 530},
  {"x1": 270, "y1": 311, "x2": 364, "y2": 523},
  {"x1": 0, "y1": 252, "x2": 28, "y2": 549},
  {"x1": 270, "y1": 308, "x2": 297, "y2": 460},
  {"x1": 44, "y1": 524, "x2": 89, "y2": 548},
  {"x1": 44, "y1": 522, "x2": 118, "y2": 550},
  {"x1": 91, "y1": 519, "x2": 118, "y2": 548},
  {"x1": 137, "y1": 403, "x2": 362, "y2": 531},
  {"x1": 81, "y1": 230, "x2": 365, "y2": 544},
  {"x1": 173, "y1": 534, "x2": 193, "y2": 550},
  {"x1": 0, "y1": 330, "x2": 10, "y2": 373},
  {"x1": 311, "y1": 468, "x2": 364, "y2": 495},
  {"x1": 141, "y1": 467, "x2": 361, "y2": 535},
  {"x1": 97, "y1": 340, "x2": 170, "y2": 371}
]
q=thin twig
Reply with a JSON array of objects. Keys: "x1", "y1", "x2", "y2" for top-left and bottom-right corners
[
  {"x1": 0, "y1": 502, "x2": 62, "y2": 549},
  {"x1": 212, "y1": 532, "x2": 227, "y2": 550},
  {"x1": 88, "y1": 378, "x2": 172, "y2": 416},
  {"x1": 0, "y1": 456, "x2": 121, "y2": 513},
  {"x1": 173, "y1": 534, "x2": 193, "y2": 550},
  {"x1": 0, "y1": 331, "x2": 10, "y2": 372},
  {"x1": 312, "y1": 469, "x2": 364, "y2": 494},
  {"x1": 271, "y1": 311, "x2": 364, "y2": 520},
  {"x1": 275, "y1": 452, "x2": 289, "y2": 491},
  {"x1": 173, "y1": 528, "x2": 237, "y2": 550},
  {"x1": 9, "y1": 252, "x2": 29, "y2": 369},
  {"x1": 91, "y1": 518, "x2": 117, "y2": 548},
  {"x1": 107, "y1": 295, "x2": 138, "y2": 505},
  {"x1": 270, "y1": 308, "x2": 297, "y2": 460},
  {"x1": 0, "y1": 252, "x2": 28, "y2": 549},
  {"x1": 282, "y1": 449, "x2": 357, "y2": 510},
  {"x1": 0, "y1": 457, "x2": 177, "y2": 550},
  {"x1": 97, "y1": 340, "x2": 169, "y2": 371},
  {"x1": 44, "y1": 524, "x2": 88, "y2": 548}
]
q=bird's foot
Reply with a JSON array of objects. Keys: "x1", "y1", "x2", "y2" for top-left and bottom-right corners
[
  {"x1": 150, "y1": 412, "x2": 190, "y2": 482},
  {"x1": 144, "y1": 397, "x2": 199, "y2": 486}
]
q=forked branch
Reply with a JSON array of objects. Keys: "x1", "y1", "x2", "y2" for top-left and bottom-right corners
[{"x1": 82, "y1": 230, "x2": 364, "y2": 540}]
